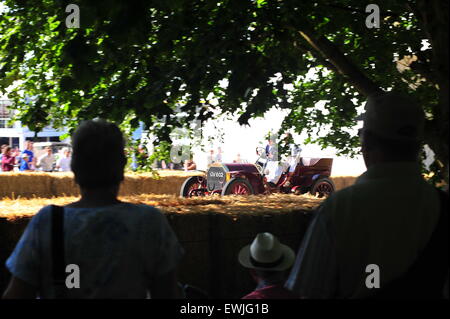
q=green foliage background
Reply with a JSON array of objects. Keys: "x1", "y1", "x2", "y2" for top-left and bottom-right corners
[{"x1": 0, "y1": 0, "x2": 447, "y2": 182}]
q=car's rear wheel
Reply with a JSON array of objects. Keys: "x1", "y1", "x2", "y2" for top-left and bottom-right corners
[
  {"x1": 180, "y1": 176, "x2": 206, "y2": 197},
  {"x1": 310, "y1": 177, "x2": 335, "y2": 198},
  {"x1": 221, "y1": 178, "x2": 254, "y2": 196}
]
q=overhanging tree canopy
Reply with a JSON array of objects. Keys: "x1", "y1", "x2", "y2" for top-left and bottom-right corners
[{"x1": 0, "y1": 0, "x2": 447, "y2": 182}]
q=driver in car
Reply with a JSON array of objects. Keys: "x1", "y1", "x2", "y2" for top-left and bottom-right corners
[
  {"x1": 284, "y1": 133, "x2": 302, "y2": 172},
  {"x1": 266, "y1": 134, "x2": 302, "y2": 188},
  {"x1": 265, "y1": 139, "x2": 287, "y2": 187}
]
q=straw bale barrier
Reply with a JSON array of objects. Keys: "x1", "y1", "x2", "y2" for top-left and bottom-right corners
[
  {"x1": 0, "y1": 194, "x2": 322, "y2": 298},
  {"x1": 331, "y1": 176, "x2": 357, "y2": 191},
  {"x1": 0, "y1": 171, "x2": 357, "y2": 199},
  {"x1": 0, "y1": 170, "x2": 201, "y2": 198}
]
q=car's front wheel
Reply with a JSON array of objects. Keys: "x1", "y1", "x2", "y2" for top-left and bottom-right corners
[
  {"x1": 221, "y1": 178, "x2": 254, "y2": 196},
  {"x1": 180, "y1": 176, "x2": 206, "y2": 197}
]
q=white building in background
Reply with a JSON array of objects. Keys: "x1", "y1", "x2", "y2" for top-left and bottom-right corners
[{"x1": 0, "y1": 99, "x2": 70, "y2": 149}]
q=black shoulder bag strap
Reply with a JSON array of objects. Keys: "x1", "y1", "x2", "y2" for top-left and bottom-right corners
[{"x1": 51, "y1": 205, "x2": 67, "y2": 299}]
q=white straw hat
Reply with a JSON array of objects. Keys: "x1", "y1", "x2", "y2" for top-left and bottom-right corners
[{"x1": 238, "y1": 233, "x2": 295, "y2": 272}]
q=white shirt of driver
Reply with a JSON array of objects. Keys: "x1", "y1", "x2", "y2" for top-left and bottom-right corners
[{"x1": 290, "y1": 144, "x2": 302, "y2": 157}]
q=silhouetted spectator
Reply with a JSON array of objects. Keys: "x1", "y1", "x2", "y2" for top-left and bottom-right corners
[
  {"x1": 239, "y1": 233, "x2": 297, "y2": 299},
  {"x1": 285, "y1": 92, "x2": 448, "y2": 299},
  {"x1": 2, "y1": 119, "x2": 184, "y2": 299}
]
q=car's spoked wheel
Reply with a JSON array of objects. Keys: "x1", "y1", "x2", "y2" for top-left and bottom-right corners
[
  {"x1": 315, "y1": 182, "x2": 332, "y2": 197},
  {"x1": 222, "y1": 178, "x2": 255, "y2": 196},
  {"x1": 310, "y1": 178, "x2": 335, "y2": 198},
  {"x1": 180, "y1": 176, "x2": 206, "y2": 197},
  {"x1": 188, "y1": 182, "x2": 205, "y2": 197},
  {"x1": 230, "y1": 183, "x2": 250, "y2": 195}
]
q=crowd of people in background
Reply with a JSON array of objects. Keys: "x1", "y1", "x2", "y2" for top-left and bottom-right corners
[
  {"x1": 0, "y1": 141, "x2": 72, "y2": 173},
  {"x1": 131, "y1": 143, "x2": 249, "y2": 172}
]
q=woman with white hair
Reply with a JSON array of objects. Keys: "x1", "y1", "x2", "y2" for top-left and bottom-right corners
[{"x1": 3, "y1": 119, "x2": 184, "y2": 299}]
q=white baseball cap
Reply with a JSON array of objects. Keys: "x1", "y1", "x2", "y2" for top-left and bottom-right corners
[{"x1": 357, "y1": 92, "x2": 425, "y2": 142}]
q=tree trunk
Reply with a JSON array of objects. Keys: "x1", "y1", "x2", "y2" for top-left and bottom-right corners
[{"x1": 412, "y1": 0, "x2": 449, "y2": 183}]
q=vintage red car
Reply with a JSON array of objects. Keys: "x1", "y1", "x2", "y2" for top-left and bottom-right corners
[{"x1": 180, "y1": 150, "x2": 335, "y2": 198}]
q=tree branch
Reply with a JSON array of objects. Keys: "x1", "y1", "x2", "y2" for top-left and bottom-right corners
[
  {"x1": 297, "y1": 26, "x2": 383, "y2": 96},
  {"x1": 293, "y1": 41, "x2": 340, "y2": 74}
]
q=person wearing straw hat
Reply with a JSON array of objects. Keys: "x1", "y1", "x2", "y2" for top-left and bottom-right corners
[
  {"x1": 285, "y1": 92, "x2": 447, "y2": 299},
  {"x1": 238, "y1": 232, "x2": 297, "y2": 299}
]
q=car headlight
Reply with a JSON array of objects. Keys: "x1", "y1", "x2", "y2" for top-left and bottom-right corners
[{"x1": 226, "y1": 172, "x2": 231, "y2": 182}]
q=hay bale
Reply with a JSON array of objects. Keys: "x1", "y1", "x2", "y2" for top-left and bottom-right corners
[
  {"x1": 0, "y1": 170, "x2": 202, "y2": 198},
  {"x1": 119, "y1": 175, "x2": 140, "y2": 196},
  {"x1": 331, "y1": 176, "x2": 357, "y2": 191},
  {"x1": 129, "y1": 171, "x2": 201, "y2": 196},
  {"x1": 1, "y1": 171, "x2": 359, "y2": 198},
  {"x1": 0, "y1": 193, "x2": 324, "y2": 220},
  {"x1": 0, "y1": 193, "x2": 320, "y2": 297},
  {"x1": 0, "y1": 172, "x2": 54, "y2": 198},
  {"x1": 51, "y1": 173, "x2": 79, "y2": 197}
]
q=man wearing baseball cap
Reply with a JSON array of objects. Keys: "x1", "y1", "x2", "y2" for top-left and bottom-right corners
[
  {"x1": 239, "y1": 232, "x2": 297, "y2": 299},
  {"x1": 19, "y1": 152, "x2": 31, "y2": 171},
  {"x1": 285, "y1": 92, "x2": 448, "y2": 298}
]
